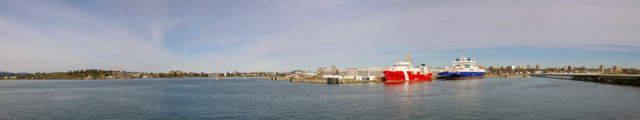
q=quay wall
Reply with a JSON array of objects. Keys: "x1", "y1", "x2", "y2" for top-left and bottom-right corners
[
  {"x1": 572, "y1": 75, "x2": 640, "y2": 86},
  {"x1": 262, "y1": 77, "x2": 291, "y2": 80},
  {"x1": 531, "y1": 74, "x2": 640, "y2": 86},
  {"x1": 484, "y1": 74, "x2": 531, "y2": 78},
  {"x1": 289, "y1": 78, "x2": 382, "y2": 84}
]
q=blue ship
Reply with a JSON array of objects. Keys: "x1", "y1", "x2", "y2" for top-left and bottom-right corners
[
  {"x1": 437, "y1": 71, "x2": 485, "y2": 80},
  {"x1": 438, "y1": 55, "x2": 486, "y2": 80}
]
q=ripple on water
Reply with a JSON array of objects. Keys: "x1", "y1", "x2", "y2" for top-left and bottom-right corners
[{"x1": 0, "y1": 78, "x2": 639, "y2": 119}]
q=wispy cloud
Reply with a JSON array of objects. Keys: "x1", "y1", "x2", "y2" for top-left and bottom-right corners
[{"x1": 1, "y1": 0, "x2": 639, "y2": 72}]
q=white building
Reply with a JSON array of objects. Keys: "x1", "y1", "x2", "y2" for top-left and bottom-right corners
[
  {"x1": 518, "y1": 65, "x2": 526, "y2": 70},
  {"x1": 304, "y1": 72, "x2": 316, "y2": 76},
  {"x1": 613, "y1": 65, "x2": 622, "y2": 72},
  {"x1": 506, "y1": 65, "x2": 516, "y2": 70},
  {"x1": 335, "y1": 67, "x2": 386, "y2": 80}
]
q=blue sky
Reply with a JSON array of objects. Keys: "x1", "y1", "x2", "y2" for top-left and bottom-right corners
[{"x1": 1, "y1": 0, "x2": 639, "y2": 73}]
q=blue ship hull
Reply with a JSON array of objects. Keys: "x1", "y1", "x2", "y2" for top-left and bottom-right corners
[{"x1": 438, "y1": 72, "x2": 485, "y2": 80}]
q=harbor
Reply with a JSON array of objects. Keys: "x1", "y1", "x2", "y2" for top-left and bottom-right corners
[
  {"x1": 3, "y1": 0, "x2": 640, "y2": 119},
  {"x1": 268, "y1": 54, "x2": 511, "y2": 84},
  {"x1": 261, "y1": 54, "x2": 639, "y2": 86},
  {"x1": 268, "y1": 73, "x2": 640, "y2": 86}
]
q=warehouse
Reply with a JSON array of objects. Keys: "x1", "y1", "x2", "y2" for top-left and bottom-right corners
[{"x1": 336, "y1": 67, "x2": 385, "y2": 80}]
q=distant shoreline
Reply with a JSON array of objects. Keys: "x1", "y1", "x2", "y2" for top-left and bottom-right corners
[{"x1": 0, "y1": 76, "x2": 274, "y2": 80}]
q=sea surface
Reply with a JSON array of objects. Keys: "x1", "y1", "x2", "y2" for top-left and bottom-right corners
[{"x1": 1, "y1": 77, "x2": 639, "y2": 119}]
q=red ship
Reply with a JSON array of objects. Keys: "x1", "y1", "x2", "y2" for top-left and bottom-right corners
[{"x1": 383, "y1": 54, "x2": 433, "y2": 82}]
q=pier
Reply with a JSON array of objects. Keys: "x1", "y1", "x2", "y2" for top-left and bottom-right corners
[
  {"x1": 484, "y1": 74, "x2": 531, "y2": 78},
  {"x1": 291, "y1": 78, "x2": 383, "y2": 84},
  {"x1": 262, "y1": 77, "x2": 291, "y2": 80},
  {"x1": 531, "y1": 74, "x2": 640, "y2": 86},
  {"x1": 263, "y1": 77, "x2": 383, "y2": 84}
]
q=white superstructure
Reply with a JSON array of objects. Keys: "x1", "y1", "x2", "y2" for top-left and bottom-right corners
[
  {"x1": 387, "y1": 61, "x2": 429, "y2": 74},
  {"x1": 441, "y1": 55, "x2": 486, "y2": 73}
]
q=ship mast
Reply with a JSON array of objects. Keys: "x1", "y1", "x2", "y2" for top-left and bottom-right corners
[{"x1": 407, "y1": 54, "x2": 411, "y2": 63}]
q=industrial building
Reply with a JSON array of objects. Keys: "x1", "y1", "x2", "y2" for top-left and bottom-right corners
[
  {"x1": 338, "y1": 67, "x2": 385, "y2": 80},
  {"x1": 319, "y1": 67, "x2": 385, "y2": 80}
]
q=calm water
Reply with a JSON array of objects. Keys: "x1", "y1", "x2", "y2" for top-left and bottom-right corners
[{"x1": 1, "y1": 77, "x2": 639, "y2": 119}]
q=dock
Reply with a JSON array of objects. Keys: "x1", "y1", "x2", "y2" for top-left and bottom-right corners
[
  {"x1": 530, "y1": 74, "x2": 640, "y2": 86},
  {"x1": 263, "y1": 77, "x2": 383, "y2": 84},
  {"x1": 484, "y1": 74, "x2": 532, "y2": 78},
  {"x1": 292, "y1": 78, "x2": 383, "y2": 84},
  {"x1": 262, "y1": 77, "x2": 291, "y2": 80}
]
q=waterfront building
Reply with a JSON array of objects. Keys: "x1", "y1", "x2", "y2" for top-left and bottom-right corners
[
  {"x1": 317, "y1": 66, "x2": 338, "y2": 75},
  {"x1": 292, "y1": 70, "x2": 303, "y2": 75},
  {"x1": 568, "y1": 65, "x2": 574, "y2": 71},
  {"x1": 169, "y1": 70, "x2": 183, "y2": 75},
  {"x1": 536, "y1": 65, "x2": 540, "y2": 70},
  {"x1": 613, "y1": 65, "x2": 622, "y2": 72},
  {"x1": 337, "y1": 67, "x2": 385, "y2": 80},
  {"x1": 317, "y1": 67, "x2": 323, "y2": 74},
  {"x1": 232, "y1": 71, "x2": 239, "y2": 76},
  {"x1": 506, "y1": 65, "x2": 516, "y2": 70},
  {"x1": 600, "y1": 64, "x2": 605, "y2": 73},
  {"x1": 331, "y1": 65, "x2": 337, "y2": 74}
]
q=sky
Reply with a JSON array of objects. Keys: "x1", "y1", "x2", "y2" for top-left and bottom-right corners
[{"x1": 1, "y1": 0, "x2": 639, "y2": 73}]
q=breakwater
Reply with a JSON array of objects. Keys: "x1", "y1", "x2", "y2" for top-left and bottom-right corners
[{"x1": 531, "y1": 74, "x2": 640, "y2": 86}]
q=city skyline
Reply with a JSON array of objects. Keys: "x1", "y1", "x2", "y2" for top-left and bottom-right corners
[{"x1": 1, "y1": 0, "x2": 640, "y2": 73}]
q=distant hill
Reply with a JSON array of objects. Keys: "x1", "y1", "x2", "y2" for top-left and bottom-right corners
[
  {"x1": 291, "y1": 70, "x2": 303, "y2": 73},
  {"x1": 0, "y1": 71, "x2": 30, "y2": 75}
]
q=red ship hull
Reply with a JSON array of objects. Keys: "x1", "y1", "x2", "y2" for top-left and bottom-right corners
[{"x1": 383, "y1": 71, "x2": 433, "y2": 82}]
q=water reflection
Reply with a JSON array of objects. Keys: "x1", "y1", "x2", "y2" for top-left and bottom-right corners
[
  {"x1": 451, "y1": 79, "x2": 484, "y2": 119},
  {"x1": 341, "y1": 82, "x2": 381, "y2": 86},
  {"x1": 2, "y1": 78, "x2": 640, "y2": 119},
  {"x1": 383, "y1": 81, "x2": 432, "y2": 119}
]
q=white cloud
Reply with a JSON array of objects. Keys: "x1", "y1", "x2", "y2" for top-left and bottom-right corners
[
  {"x1": 150, "y1": 17, "x2": 181, "y2": 45},
  {"x1": 0, "y1": 0, "x2": 181, "y2": 72},
  {"x1": 1, "y1": 0, "x2": 639, "y2": 72}
]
